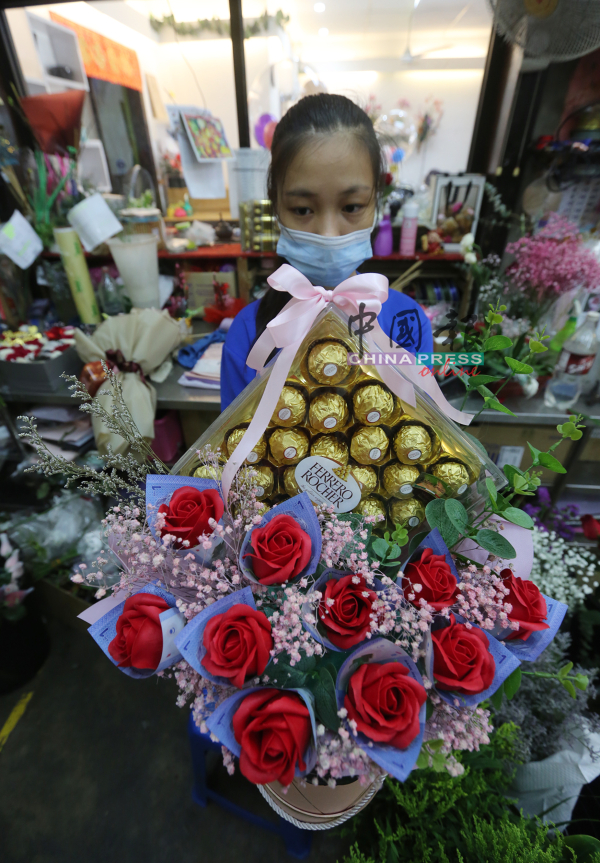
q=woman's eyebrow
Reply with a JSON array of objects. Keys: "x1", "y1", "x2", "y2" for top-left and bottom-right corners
[
  {"x1": 284, "y1": 189, "x2": 317, "y2": 197},
  {"x1": 340, "y1": 184, "x2": 372, "y2": 194}
]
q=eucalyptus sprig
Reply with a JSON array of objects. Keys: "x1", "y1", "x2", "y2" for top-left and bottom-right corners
[{"x1": 489, "y1": 662, "x2": 589, "y2": 710}]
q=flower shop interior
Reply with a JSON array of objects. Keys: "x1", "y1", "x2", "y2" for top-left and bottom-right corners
[{"x1": 2, "y1": 0, "x2": 600, "y2": 861}]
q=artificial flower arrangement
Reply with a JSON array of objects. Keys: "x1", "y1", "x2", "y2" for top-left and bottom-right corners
[
  {"x1": 0, "y1": 325, "x2": 75, "y2": 363},
  {"x1": 18, "y1": 263, "x2": 589, "y2": 828}
]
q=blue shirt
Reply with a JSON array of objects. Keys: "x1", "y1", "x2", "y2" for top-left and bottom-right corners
[{"x1": 220, "y1": 290, "x2": 433, "y2": 411}]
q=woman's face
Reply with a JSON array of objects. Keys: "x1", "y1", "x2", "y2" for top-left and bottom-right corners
[{"x1": 278, "y1": 131, "x2": 376, "y2": 236}]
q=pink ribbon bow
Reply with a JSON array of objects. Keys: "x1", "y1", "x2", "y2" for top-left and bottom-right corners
[{"x1": 220, "y1": 264, "x2": 472, "y2": 505}]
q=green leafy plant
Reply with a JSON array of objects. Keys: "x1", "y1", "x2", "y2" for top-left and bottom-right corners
[{"x1": 369, "y1": 523, "x2": 409, "y2": 569}]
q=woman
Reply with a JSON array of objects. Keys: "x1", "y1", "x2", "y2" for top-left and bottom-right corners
[{"x1": 221, "y1": 94, "x2": 432, "y2": 411}]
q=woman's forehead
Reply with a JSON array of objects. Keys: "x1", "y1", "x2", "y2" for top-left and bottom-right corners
[{"x1": 282, "y1": 132, "x2": 375, "y2": 197}]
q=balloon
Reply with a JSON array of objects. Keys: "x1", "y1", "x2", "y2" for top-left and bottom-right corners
[
  {"x1": 254, "y1": 112, "x2": 277, "y2": 148},
  {"x1": 392, "y1": 148, "x2": 405, "y2": 163},
  {"x1": 263, "y1": 120, "x2": 278, "y2": 150},
  {"x1": 375, "y1": 108, "x2": 417, "y2": 160}
]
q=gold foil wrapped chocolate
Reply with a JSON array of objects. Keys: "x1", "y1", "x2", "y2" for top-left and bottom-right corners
[
  {"x1": 388, "y1": 497, "x2": 426, "y2": 529},
  {"x1": 350, "y1": 426, "x2": 389, "y2": 465},
  {"x1": 393, "y1": 423, "x2": 434, "y2": 465},
  {"x1": 193, "y1": 465, "x2": 218, "y2": 479},
  {"x1": 308, "y1": 392, "x2": 349, "y2": 433},
  {"x1": 430, "y1": 459, "x2": 471, "y2": 495},
  {"x1": 227, "y1": 427, "x2": 267, "y2": 464},
  {"x1": 269, "y1": 428, "x2": 309, "y2": 466},
  {"x1": 283, "y1": 466, "x2": 300, "y2": 496},
  {"x1": 353, "y1": 383, "x2": 394, "y2": 425},
  {"x1": 350, "y1": 465, "x2": 378, "y2": 498},
  {"x1": 272, "y1": 386, "x2": 306, "y2": 427},
  {"x1": 310, "y1": 434, "x2": 349, "y2": 466},
  {"x1": 307, "y1": 340, "x2": 350, "y2": 385},
  {"x1": 354, "y1": 496, "x2": 387, "y2": 522},
  {"x1": 253, "y1": 464, "x2": 275, "y2": 500},
  {"x1": 382, "y1": 462, "x2": 420, "y2": 496}
]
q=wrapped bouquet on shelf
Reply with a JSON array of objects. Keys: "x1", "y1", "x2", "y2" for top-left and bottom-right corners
[{"x1": 23, "y1": 264, "x2": 576, "y2": 829}]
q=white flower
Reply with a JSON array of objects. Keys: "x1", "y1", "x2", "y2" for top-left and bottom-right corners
[
  {"x1": 528, "y1": 527, "x2": 598, "y2": 608},
  {"x1": 0, "y1": 533, "x2": 12, "y2": 558},
  {"x1": 463, "y1": 251, "x2": 477, "y2": 265},
  {"x1": 460, "y1": 232, "x2": 475, "y2": 251}
]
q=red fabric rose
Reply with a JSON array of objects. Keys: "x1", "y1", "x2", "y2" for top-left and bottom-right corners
[
  {"x1": 402, "y1": 547, "x2": 458, "y2": 611},
  {"x1": 344, "y1": 662, "x2": 426, "y2": 748},
  {"x1": 319, "y1": 574, "x2": 377, "y2": 649},
  {"x1": 108, "y1": 592, "x2": 169, "y2": 669},
  {"x1": 202, "y1": 604, "x2": 273, "y2": 687},
  {"x1": 233, "y1": 689, "x2": 312, "y2": 786},
  {"x1": 581, "y1": 514, "x2": 600, "y2": 540},
  {"x1": 432, "y1": 615, "x2": 495, "y2": 694},
  {"x1": 158, "y1": 486, "x2": 224, "y2": 547},
  {"x1": 244, "y1": 514, "x2": 312, "y2": 585},
  {"x1": 501, "y1": 570, "x2": 549, "y2": 642}
]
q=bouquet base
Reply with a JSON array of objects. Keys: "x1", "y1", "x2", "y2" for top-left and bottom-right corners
[{"x1": 259, "y1": 774, "x2": 385, "y2": 830}]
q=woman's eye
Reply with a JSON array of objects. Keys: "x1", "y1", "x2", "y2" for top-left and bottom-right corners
[
  {"x1": 343, "y1": 204, "x2": 366, "y2": 214},
  {"x1": 292, "y1": 207, "x2": 312, "y2": 216}
]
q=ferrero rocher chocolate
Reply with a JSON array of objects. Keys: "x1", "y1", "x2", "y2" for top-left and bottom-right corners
[
  {"x1": 350, "y1": 465, "x2": 378, "y2": 498},
  {"x1": 350, "y1": 426, "x2": 389, "y2": 465},
  {"x1": 393, "y1": 423, "x2": 433, "y2": 465},
  {"x1": 311, "y1": 434, "x2": 349, "y2": 466},
  {"x1": 430, "y1": 459, "x2": 471, "y2": 495},
  {"x1": 309, "y1": 392, "x2": 349, "y2": 432},
  {"x1": 283, "y1": 466, "x2": 300, "y2": 496},
  {"x1": 269, "y1": 428, "x2": 309, "y2": 465},
  {"x1": 193, "y1": 465, "x2": 217, "y2": 479},
  {"x1": 389, "y1": 497, "x2": 426, "y2": 529},
  {"x1": 353, "y1": 383, "x2": 394, "y2": 425},
  {"x1": 382, "y1": 462, "x2": 420, "y2": 496},
  {"x1": 227, "y1": 427, "x2": 267, "y2": 464},
  {"x1": 307, "y1": 340, "x2": 350, "y2": 385},
  {"x1": 354, "y1": 496, "x2": 387, "y2": 522},
  {"x1": 253, "y1": 464, "x2": 275, "y2": 500},
  {"x1": 272, "y1": 386, "x2": 306, "y2": 427}
]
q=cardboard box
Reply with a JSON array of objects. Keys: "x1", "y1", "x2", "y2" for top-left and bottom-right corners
[
  {"x1": 0, "y1": 346, "x2": 82, "y2": 394},
  {"x1": 187, "y1": 271, "x2": 238, "y2": 311}
]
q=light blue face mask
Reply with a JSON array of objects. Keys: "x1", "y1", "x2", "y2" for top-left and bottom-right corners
[{"x1": 276, "y1": 221, "x2": 375, "y2": 286}]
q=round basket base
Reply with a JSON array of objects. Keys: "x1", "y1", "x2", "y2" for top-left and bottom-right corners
[{"x1": 259, "y1": 774, "x2": 385, "y2": 830}]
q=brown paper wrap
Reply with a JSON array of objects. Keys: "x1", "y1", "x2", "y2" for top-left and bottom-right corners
[
  {"x1": 350, "y1": 426, "x2": 389, "y2": 465},
  {"x1": 269, "y1": 428, "x2": 309, "y2": 466},
  {"x1": 271, "y1": 385, "x2": 307, "y2": 427},
  {"x1": 227, "y1": 427, "x2": 267, "y2": 465},
  {"x1": 388, "y1": 497, "x2": 426, "y2": 528},
  {"x1": 308, "y1": 391, "x2": 349, "y2": 433},
  {"x1": 352, "y1": 383, "x2": 395, "y2": 425}
]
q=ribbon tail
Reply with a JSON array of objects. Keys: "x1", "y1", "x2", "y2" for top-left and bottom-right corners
[{"x1": 220, "y1": 343, "x2": 298, "y2": 506}]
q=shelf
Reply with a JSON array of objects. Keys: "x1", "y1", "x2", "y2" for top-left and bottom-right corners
[{"x1": 45, "y1": 74, "x2": 89, "y2": 92}]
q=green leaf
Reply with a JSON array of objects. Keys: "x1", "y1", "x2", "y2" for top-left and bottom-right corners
[
  {"x1": 475, "y1": 529, "x2": 516, "y2": 559},
  {"x1": 425, "y1": 499, "x2": 460, "y2": 548},
  {"x1": 503, "y1": 667, "x2": 522, "y2": 700},
  {"x1": 558, "y1": 421, "x2": 576, "y2": 435},
  {"x1": 562, "y1": 679, "x2": 577, "y2": 699},
  {"x1": 416, "y1": 750, "x2": 429, "y2": 769},
  {"x1": 504, "y1": 356, "x2": 533, "y2": 374},
  {"x1": 527, "y1": 442, "x2": 542, "y2": 464},
  {"x1": 485, "y1": 399, "x2": 517, "y2": 417},
  {"x1": 574, "y1": 673, "x2": 589, "y2": 691},
  {"x1": 372, "y1": 537, "x2": 390, "y2": 559},
  {"x1": 266, "y1": 661, "x2": 308, "y2": 689},
  {"x1": 501, "y1": 507, "x2": 534, "y2": 529},
  {"x1": 407, "y1": 531, "x2": 430, "y2": 556},
  {"x1": 387, "y1": 543, "x2": 402, "y2": 560},
  {"x1": 570, "y1": 429, "x2": 583, "y2": 441},
  {"x1": 558, "y1": 661, "x2": 573, "y2": 680},
  {"x1": 485, "y1": 477, "x2": 497, "y2": 503},
  {"x1": 503, "y1": 463, "x2": 525, "y2": 485},
  {"x1": 538, "y1": 452, "x2": 567, "y2": 473},
  {"x1": 426, "y1": 699, "x2": 434, "y2": 720},
  {"x1": 483, "y1": 335, "x2": 512, "y2": 351},
  {"x1": 466, "y1": 374, "x2": 501, "y2": 390},
  {"x1": 528, "y1": 340, "x2": 547, "y2": 353},
  {"x1": 512, "y1": 475, "x2": 529, "y2": 492},
  {"x1": 563, "y1": 835, "x2": 600, "y2": 863},
  {"x1": 444, "y1": 499, "x2": 469, "y2": 534},
  {"x1": 310, "y1": 666, "x2": 340, "y2": 732},
  {"x1": 490, "y1": 685, "x2": 504, "y2": 711},
  {"x1": 477, "y1": 385, "x2": 495, "y2": 399}
]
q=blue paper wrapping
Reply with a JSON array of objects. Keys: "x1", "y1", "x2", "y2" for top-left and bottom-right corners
[
  {"x1": 88, "y1": 583, "x2": 185, "y2": 679},
  {"x1": 238, "y1": 492, "x2": 322, "y2": 584},
  {"x1": 175, "y1": 586, "x2": 261, "y2": 685},
  {"x1": 397, "y1": 528, "x2": 459, "y2": 596},
  {"x1": 335, "y1": 638, "x2": 426, "y2": 783},
  {"x1": 205, "y1": 685, "x2": 318, "y2": 779},
  {"x1": 496, "y1": 593, "x2": 568, "y2": 662},
  {"x1": 426, "y1": 616, "x2": 521, "y2": 708},
  {"x1": 145, "y1": 474, "x2": 224, "y2": 563},
  {"x1": 302, "y1": 568, "x2": 383, "y2": 653}
]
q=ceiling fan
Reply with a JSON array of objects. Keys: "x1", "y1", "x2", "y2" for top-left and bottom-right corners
[{"x1": 400, "y1": 0, "x2": 464, "y2": 63}]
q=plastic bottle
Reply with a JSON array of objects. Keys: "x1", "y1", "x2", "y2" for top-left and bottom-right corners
[
  {"x1": 399, "y1": 198, "x2": 419, "y2": 256},
  {"x1": 373, "y1": 206, "x2": 393, "y2": 257},
  {"x1": 98, "y1": 267, "x2": 125, "y2": 316},
  {"x1": 549, "y1": 313, "x2": 578, "y2": 353},
  {"x1": 544, "y1": 311, "x2": 600, "y2": 409}
]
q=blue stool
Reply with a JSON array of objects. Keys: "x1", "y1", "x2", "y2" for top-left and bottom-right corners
[{"x1": 187, "y1": 712, "x2": 312, "y2": 859}]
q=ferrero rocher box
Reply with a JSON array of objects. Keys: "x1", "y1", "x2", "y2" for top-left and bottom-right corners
[{"x1": 171, "y1": 306, "x2": 506, "y2": 530}]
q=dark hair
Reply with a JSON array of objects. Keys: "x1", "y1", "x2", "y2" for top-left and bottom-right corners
[{"x1": 254, "y1": 94, "x2": 384, "y2": 345}]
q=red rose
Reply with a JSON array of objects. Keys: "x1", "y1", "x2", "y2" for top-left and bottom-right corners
[
  {"x1": 319, "y1": 575, "x2": 377, "y2": 649},
  {"x1": 432, "y1": 616, "x2": 495, "y2": 694},
  {"x1": 581, "y1": 514, "x2": 600, "y2": 540},
  {"x1": 233, "y1": 689, "x2": 312, "y2": 786},
  {"x1": 345, "y1": 662, "x2": 426, "y2": 748},
  {"x1": 158, "y1": 486, "x2": 224, "y2": 547},
  {"x1": 244, "y1": 514, "x2": 312, "y2": 585},
  {"x1": 108, "y1": 592, "x2": 170, "y2": 669},
  {"x1": 501, "y1": 570, "x2": 549, "y2": 642},
  {"x1": 402, "y1": 547, "x2": 458, "y2": 611},
  {"x1": 202, "y1": 604, "x2": 273, "y2": 687}
]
